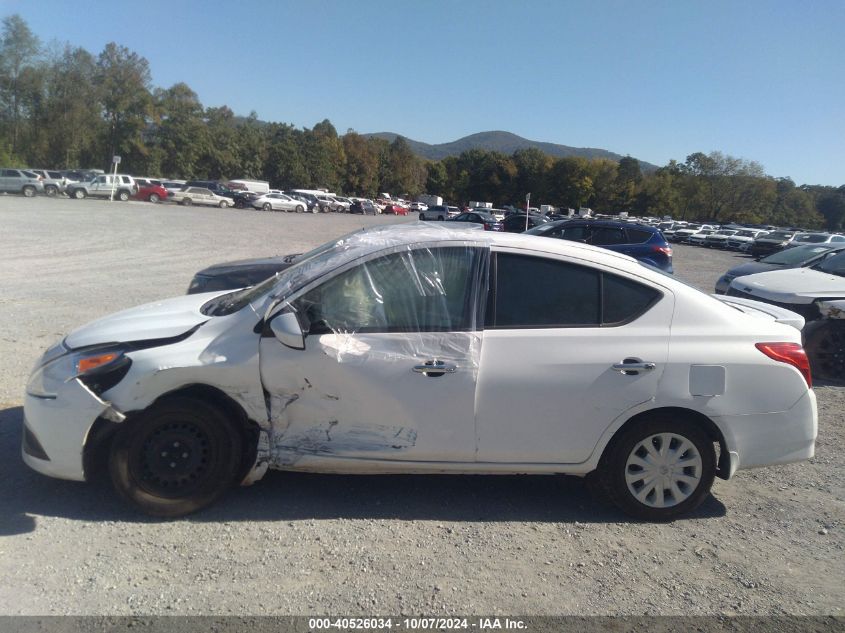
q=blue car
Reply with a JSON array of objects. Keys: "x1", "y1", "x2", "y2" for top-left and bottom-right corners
[{"x1": 525, "y1": 219, "x2": 673, "y2": 273}]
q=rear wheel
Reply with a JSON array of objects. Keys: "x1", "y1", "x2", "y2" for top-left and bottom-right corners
[
  {"x1": 263, "y1": 202, "x2": 273, "y2": 211},
  {"x1": 73, "y1": 188, "x2": 86, "y2": 199},
  {"x1": 438, "y1": 215, "x2": 445, "y2": 221},
  {"x1": 149, "y1": 193, "x2": 160, "y2": 203},
  {"x1": 218, "y1": 200, "x2": 229, "y2": 208},
  {"x1": 181, "y1": 198, "x2": 192, "y2": 206},
  {"x1": 419, "y1": 213, "x2": 426, "y2": 221},
  {"x1": 109, "y1": 398, "x2": 243, "y2": 517},
  {"x1": 45, "y1": 185, "x2": 58, "y2": 197},
  {"x1": 117, "y1": 190, "x2": 130, "y2": 201},
  {"x1": 598, "y1": 414, "x2": 715, "y2": 521},
  {"x1": 295, "y1": 205, "x2": 304, "y2": 213}
]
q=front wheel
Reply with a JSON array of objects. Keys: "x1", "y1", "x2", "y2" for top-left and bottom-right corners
[
  {"x1": 109, "y1": 398, "x2": 243, "y2": 517},
  {"x1": 117, "y1": 190, "x2": 130, "y2": 202},
  {"x1": 22, "y1": 185, "x2": 36, "y2": 197},
  {"x1": 219, "y1": 200, "x2": 229, "y2": 208},
  {"x1": 263, "y1": 202, "x2": 273, "y2": 211},
  {"x1": 149, "y1": 193, "x2": 160, "y2": 203},
  {"x1": 295, "y1": 205, "x2": 304, "y2": 213},
  {"x1": 181, "y1": 198, "x2": 192, "y2": 206},
  {"x1": 72, "y1": 188, "x2": 86, "y2": 199},
  {"x1": 45, "y1": 185, "x2": 58, "y2": 197},
  {"x1": 598, "y1": 415, "x2": 715, "y2": 521}
]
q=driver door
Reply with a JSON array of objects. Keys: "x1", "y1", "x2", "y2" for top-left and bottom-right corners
[{"x1": 259, "y1": 245, "x2": 486, "y2": 465}]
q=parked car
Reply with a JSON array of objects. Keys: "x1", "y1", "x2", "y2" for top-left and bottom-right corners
[
  {"x1": 688, "y1": 229, "x2": 716, "y2": 246},
  {"x1": 750, "y1": 231, "x2": 798, "y2": 257},
  {"x1": 703, "y1": 229, "x2": 739, "y2": 248},
  {"x1": 727, "y1": 248, "x2": 845, "y2": 320},
  {"x1": 526, "y1": 219, "x2": 673, "y2": 273},
  {"x1": 715, "y1": 244, "x2": 845, "y2": 294},
  {"x1": 803, "y1": 299, "x2": 845, "y2": 384},
  {"x1": 161, "y1": 180, "x2": 187, "y2": 195},
  {"x1": 133, "y1": 182, "x2": 168, "y2": 203},
  {"x1": 501, "y1": 214, "x2": 550, "y2": 233},
  {"x1": 349, "y1": 199, "x2": 378, "y2": 215},
  {"x1": 669, "y1": 225, "x2": 703, "y2": 243},
  {"x1": 28, "y1": 169, "x2": 67, "y2": 196},
  {"x1": 188, "y1": 253, "x2": 302, "y2": 294},
  {"x1": 184, "y1": 180, "x2": 236, "y2": 199},
  {"x1": 23, "y1": 224, "x2": 816, "y2": 520},
  {"x1": 66, "y1": 174, "x2": 137, "y2": 201},
  {"x1": 447, "y1": 211, "x2": 503, "y2": 231},
  {"x1": 0, "y1": 168, "x2": 45, "y2": 196},
  {"x1": 789, "y1": 233, "x2": 845, "y2": 248},
  {"x1": 419, "y1": 205, "x2": 451, "y2": 221},
  {"x1": 383, "y1": 204, "x2": 409, "y2": 216},
  {"x1": 170, "y1": 186, "x2": 231, "y2": 208},
  {"x1": 725, "y1": 229, "x2": 769, "y2": 251},
  {"x1": 252, "y1": 192, "x2": 306, "y2": 213}
]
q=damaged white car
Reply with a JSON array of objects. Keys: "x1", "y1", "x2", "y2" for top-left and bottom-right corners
[{"x1": 24, "y1": 224, "x2": 817, "y2": 520}]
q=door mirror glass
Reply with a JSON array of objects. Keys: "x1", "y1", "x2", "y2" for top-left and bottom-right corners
[{"x1": 270, "y1": 311, "x2": 305, "y2": 350}]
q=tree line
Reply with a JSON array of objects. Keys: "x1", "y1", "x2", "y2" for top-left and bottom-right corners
[{"x1": 1, "y1": 14, "x2": 843, "y2": 230}]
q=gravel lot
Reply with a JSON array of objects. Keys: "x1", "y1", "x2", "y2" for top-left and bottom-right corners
[{"x1": 0, "y1": 196, "x2": 842, "y2": 616}]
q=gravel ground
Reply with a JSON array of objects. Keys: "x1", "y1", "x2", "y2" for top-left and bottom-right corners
[{"x1": 0, "y1": 196, "x2": 842, "y2": 616}]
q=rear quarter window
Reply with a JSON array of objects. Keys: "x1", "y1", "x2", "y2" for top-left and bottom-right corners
[{"x1": 626, "y1": 228, "x2": 655, "y2": 244}]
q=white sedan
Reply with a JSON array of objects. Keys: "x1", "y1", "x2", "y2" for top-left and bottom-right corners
[
  {"x1": 252, "y1": 192, "x2": 306, "y2": 213},
  {"x1": 23, "y1": 224, "x2": 817, "y2": 520},
  {"x1": 170, "y1": 186, "x2": 231, "y2": 208}
]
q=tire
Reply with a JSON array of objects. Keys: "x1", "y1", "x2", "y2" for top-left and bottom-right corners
[
  {"x1": 181, "y1": 198, "x2": 192, "y2": 206},
  {"x1": 419, "y1": 213, "x2": 426, "y2": 221},
  {"x1": 263, "y1": 202, "x2": 273, "y2": 211},
  {"x1": 22, "y1": 185, "x2": 36, "y2": 197},
  {"x1": 219, "y1": 200, "x2": 229, "y2": 208},
  {"x1": 108, "y1": 398, "x2": 243, "y2": 517},
  {"x1": 805, "y1": 321, "x2": 845, "y2": 385},
  {"x1": 438, "y1": 216, "x2": 445, "y2": 221},
  {"x1": 295, "y1": 205, "x2": 304, "y2": 214},
  {"x1": 117, "y1": 190, "x2": 130, "y2": 202},
  {"x1": 72, "y1": 188, "x2": 86, "y2": 199},
  {"x1": 310, "y1": 206, "x2": 317, "y2": 214},
  {"x1": 597, "y1": 414, "x2": 716, "y2": 521},
  {"x1": 45, "y1": 185, "x2": 58, "y2": 197},
  {"x1": 149, "y1": 193, "x2": 160, "y2": 203}
]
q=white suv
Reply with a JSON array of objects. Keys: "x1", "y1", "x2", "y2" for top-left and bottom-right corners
[{"x1": 66, "y1": 174, "x2": 138, "y2": 201}]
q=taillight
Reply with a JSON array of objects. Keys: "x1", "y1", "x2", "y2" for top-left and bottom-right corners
[
  {"x1": 755, "y1": 342, "x2": 812, "y2": 388},
  {"x1": 652, "y1": 245, "x2": 672, "y2": 257}
]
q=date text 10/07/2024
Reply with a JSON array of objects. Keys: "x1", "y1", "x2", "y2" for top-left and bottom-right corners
[{"x1": 308, "y1": 617, "x2": 528, "y2": 630}]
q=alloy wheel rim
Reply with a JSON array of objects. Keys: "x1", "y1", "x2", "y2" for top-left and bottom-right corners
[{"x1": 625, "y1": 432, "x2": 702, "y2": 508}]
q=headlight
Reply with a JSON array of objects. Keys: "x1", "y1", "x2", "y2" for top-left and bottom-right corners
[{"x1": 27, "y1": 346, "x2": 128, "y2": 398}]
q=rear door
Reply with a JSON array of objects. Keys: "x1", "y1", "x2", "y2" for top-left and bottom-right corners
[{"x1": 475, "y1": 249, "x2": 674, "y2": 464}]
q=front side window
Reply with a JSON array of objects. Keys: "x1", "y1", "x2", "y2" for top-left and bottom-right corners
[
  {"x1": 294, "y1": 247, "x2": 482, "y2": 334},
  {"x1": 490, "y1": 253, "x2": 661, "y2": 328}
]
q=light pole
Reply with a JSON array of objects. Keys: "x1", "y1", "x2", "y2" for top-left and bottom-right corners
[{"x1": 525, "y1": 193, "x2": 531, "y2": 232}]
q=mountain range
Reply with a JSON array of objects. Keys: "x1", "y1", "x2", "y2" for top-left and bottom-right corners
[{"x1": 362, "y1": 130, "x2": 658, "y2": 170}]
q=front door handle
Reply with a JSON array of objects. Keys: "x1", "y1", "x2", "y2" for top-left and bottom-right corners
[
  {"x1": 413, "y1": 360, "x2": 457, "y2": 376},
  {"x1": 612, "y1": 360, "x2": 656, "y2": 375}
]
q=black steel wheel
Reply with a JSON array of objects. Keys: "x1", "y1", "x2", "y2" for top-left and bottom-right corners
[{"x1": 109, "y1": 398, "x2": 243, "y2": 517}]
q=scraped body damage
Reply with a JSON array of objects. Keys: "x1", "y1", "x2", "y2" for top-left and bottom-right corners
[{"x1": 259, "y1": 331, "x2": 481, "y2": 467}]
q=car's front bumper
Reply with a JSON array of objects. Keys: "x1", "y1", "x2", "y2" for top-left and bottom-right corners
[{"x1": 22, "y1": 379, "x2": 121, "y2": 481}]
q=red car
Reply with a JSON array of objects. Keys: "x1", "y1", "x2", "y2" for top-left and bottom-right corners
[
  {"x1": 134, "y1": 183, "x2": 168, "y2": 203},
  {"x1": 383, "y1": 204, "x2": 408, "y2": 216}
]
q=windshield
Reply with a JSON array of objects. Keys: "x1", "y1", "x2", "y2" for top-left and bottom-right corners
[
  {"x1": 765, "y1": 231, "x2": 794, "y2": 240},
  {"x1": 762, "y1": 244, "x2": 837, "y2": 265},
  {"x1": 735, "y1": 230, "x2": 756, "y2": 237},
  {"x1": 200, "y1": 230, "x2": 368, "y2": 316},
  {"x1": 816, "y1": 251, "x2": 845, "y2": 277}
]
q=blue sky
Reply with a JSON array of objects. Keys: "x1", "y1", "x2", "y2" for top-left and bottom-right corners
[{"x1": 4, "y1": 0, "x2": 844, "y2": 185}]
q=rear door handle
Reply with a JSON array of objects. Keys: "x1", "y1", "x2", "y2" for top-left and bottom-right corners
[
  {"x1": 612, "y1": 360, "x2": 656, "y2": 375},
  {"x1": 413, "y1": 360, "x2": 457, "y2": 376}
]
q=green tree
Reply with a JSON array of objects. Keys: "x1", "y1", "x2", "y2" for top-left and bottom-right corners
[
  {"x1": 152, "y1": 82, "x2": 207, "y2": 178},
  {"x1": 341, "y1": 131, "x2": 380, "y2": 195},
  {"x1": 0, "y1": 14, "x2": 40, "y2": 155},
  {"x1": 817, "y1": 186, "x2": 845, "y2": 231},
  {"x1": 96, "y1": 42, "x2": 153, "y2": 171}
]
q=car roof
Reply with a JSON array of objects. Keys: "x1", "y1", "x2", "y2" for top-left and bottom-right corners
[{"x1": 542, "y1": 218, "x2": 658, "y2": 231}]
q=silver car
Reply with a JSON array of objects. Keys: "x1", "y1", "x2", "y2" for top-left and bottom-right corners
[
  {"x1": 0, "y1": 168, "x2": 45, "y2": 197},
  {"x1": 252, "y1": 192, "x2": 306, "y2": 213}
]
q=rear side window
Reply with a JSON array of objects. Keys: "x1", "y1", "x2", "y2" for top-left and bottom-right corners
[
  {"x1": 626, "y1": 228, "x2": 654, "y2": 244},
  {"x1": 490, "y1": 253, "x2": 661, "y2": 328},
  {"x1": 590, "y1": 227, "x2": 626, "y2": 245}
]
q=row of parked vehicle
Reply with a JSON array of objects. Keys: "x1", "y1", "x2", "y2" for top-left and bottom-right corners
[{"x1": 661, "y1": 221, "x2": 845, "y2": 256}]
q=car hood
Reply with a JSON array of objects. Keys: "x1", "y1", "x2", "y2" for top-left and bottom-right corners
[
  {"x1": 64, "y1": 292, "x2": 226, "y2": 349},
  {"x1": 731, "y1": 267, "x2": 845, "y2": 304}
]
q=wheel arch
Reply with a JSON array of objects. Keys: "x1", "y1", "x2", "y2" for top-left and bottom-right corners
[
  {"x1": 83, "y1": 383, "x2": 261, "y2": 486},
  {"x1": 597, "y1": 406, "x2": 731, "y2": 480}
]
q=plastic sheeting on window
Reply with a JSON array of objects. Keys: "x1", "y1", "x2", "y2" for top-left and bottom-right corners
[{"x1": 263, "y1": 223, "x2": 492, "y2": 369}]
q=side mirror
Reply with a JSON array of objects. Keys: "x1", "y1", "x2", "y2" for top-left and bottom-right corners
[{"x1": 270, "y1": 311, "x2": 305, "y2": 350}]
